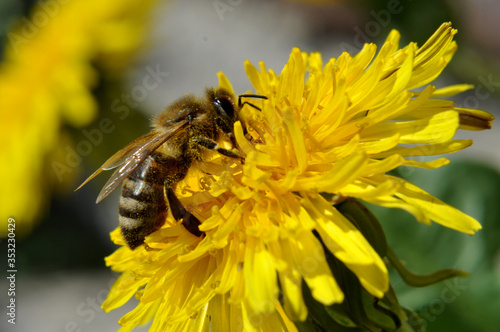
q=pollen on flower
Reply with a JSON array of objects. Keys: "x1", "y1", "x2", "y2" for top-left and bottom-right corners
[{"x1": 103, "y1": 22, "x2": 493, "y2": 331}]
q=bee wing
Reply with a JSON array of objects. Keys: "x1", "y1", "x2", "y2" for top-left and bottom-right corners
[{"x1": 75, "y1": 121, "x2": 188, "y2": 203}]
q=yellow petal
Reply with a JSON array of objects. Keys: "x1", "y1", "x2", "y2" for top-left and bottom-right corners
[
  {"x1": 393, "y1": 176, "x2": 482, "y2": 234},
  {"x1": 362, "y1": 154, "x2": 404, "y2": 176},
  {"x1": 217, "y1": 71, "x2": 235, "y2": 96},
  {"x1": 234, "y1": 121, "x2": 255, "y2": 155},
  {"x1": 358, "y1": 134, "x2": 400, "y2": 154},
  {"x1": 245, "y1": 60, "x2": 264, "y2": 94},
  {"x1": 361, "y1": 110, "x2": 459, "y2": 144},
  {"x1": 303, "y1": 194, "x2": 389, "y2": 297},
  {"x1": 372, "y1": 139, "x2": 473, "y2": 158},
  {"x1": 340, "y1": 179, "x2": 401, "y2": 199},
  {"x1": 244, "y1": 237, "x2": 279, "y2": 314},
  {"x1": 431, "y1": 84, "x2": 474, "y2": 97},
  {"x1": 294, "y1": 151, "x2": 368, "y2": 192},
  {"x1": 282, "y1": 230, "x2": 344, "y2": 305},
  {"x1": 102, "y1": 272, "x2": 146, "y2": 312},
  {"x1": 403, "y1": 157, "x2": 450, "y2": 169},
  {"x1": 283, "y1": 109, "x2": 307, "y2": 173},
  {"x1": 279, "y1": 269, "x2": 308, "y2": 321}
]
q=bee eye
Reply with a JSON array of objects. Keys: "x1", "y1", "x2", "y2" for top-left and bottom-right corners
[{"x1": 215, "y1": 97, "x2": 236, "y2": 119}]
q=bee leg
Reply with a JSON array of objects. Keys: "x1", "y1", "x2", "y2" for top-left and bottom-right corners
[
  {"x1": 166, "y1": 187, "x2": 203, "y2": 237},
  {"x1": 182, "y1": 213, "x2": 203, "y2": 237},
  {"x1": 192, "y1": 137, "x2": 243, "y2": 161},
  {"x1": 213, "y1": 119, "x2": 240, "y2": 151}
]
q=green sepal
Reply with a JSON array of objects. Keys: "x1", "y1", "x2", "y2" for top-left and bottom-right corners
[
  {"x1": 397, "y1": 308, "x2": 426, "y2": 332},
  {"x1": 299, "y1": 279, "x2": 363, "y2": 332},
  {"x1": 376, "y1": 286, "x2": 407, "y2": 325},
  {"x1": 387, "y1": 246, "x2": 469, "y2": 287},
  {"x1": 361, "y1": 289, "x2": 398, "y2": 331},
  {"x1": 323, "y1": 304, "x2": 357, "y2": 328}
]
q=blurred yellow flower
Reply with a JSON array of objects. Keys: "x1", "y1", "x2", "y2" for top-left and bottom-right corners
[
  {"x1": 102, "y1": 23, "x2": 493, "y2": 331},
  {"x1": 0, "y1": 0, "x2": 159, "y2": 236}
]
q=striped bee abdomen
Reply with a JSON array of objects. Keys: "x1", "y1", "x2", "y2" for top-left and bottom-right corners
[{"x1": 118, "y1": 151, "x2": 188, "y2": 249}]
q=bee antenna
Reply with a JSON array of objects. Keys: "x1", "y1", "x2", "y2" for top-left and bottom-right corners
[{"x1": 238, "y1": 94, "x2": 268, "y2": 111}]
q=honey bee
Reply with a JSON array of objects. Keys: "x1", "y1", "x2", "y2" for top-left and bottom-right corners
[{"x1": 77, "y1": 88, "x2": 266, "y2": 249}]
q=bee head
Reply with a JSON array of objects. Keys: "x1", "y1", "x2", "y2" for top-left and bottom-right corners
[
  {"x1": 211, "y1": 88, "x2": 238, "y2": 121},
  {"x1": 153, "y1": 96, "x2": 207, "y2": 129}
]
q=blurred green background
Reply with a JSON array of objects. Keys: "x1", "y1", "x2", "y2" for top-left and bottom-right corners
[{"x1": 0, "y1": 0, "x2": 499, "y2": 331}]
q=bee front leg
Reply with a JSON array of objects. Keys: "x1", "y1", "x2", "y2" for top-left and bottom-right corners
[{"x1": 192, "y1": 137, "x2": 243, "y2": 161}]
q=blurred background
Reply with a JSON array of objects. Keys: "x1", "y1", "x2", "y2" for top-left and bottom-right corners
[{"x1": 0, "y1": 0, "x2": 499, "y2": 331}]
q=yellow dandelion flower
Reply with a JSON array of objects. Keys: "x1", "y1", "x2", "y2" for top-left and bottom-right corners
[
  {"x1": 102, "y1": 23, "x2": 493, "y2": 331},
  {"x1": 0, "y1": 0, "x2": 159, "y2": 236}
]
